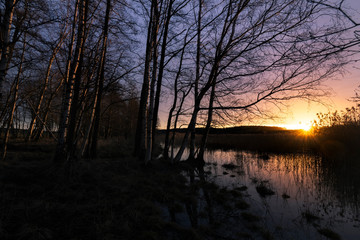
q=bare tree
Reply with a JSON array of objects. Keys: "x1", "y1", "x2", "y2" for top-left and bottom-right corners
[
  {"x1": 134, "y1": 0, "x2": 159, "y2": 161},
  {"x1": 0, "y1": 0, "x2": 17, "y2": 104},
  {"x1": 1, "y1": 33, "x2": 25, "y2": 160},
  {"x1": 25, "y1": 31, "x2": 67, "y2": 142},
  {"x1": 151, "y1": 0, "x2": 174, "y2": 158},
  {"x1": 163, "y1": 31, "x2": 189, "y2": 160},
  {"x1": 54, "y1": 0, "x2": 81, "y2": 163},
  {"x1": 171, "y1": 0, "x2": 360, "y2": 162},
  {"x1": 87, "y1": 0, "x2": 111, "y2": 158}
]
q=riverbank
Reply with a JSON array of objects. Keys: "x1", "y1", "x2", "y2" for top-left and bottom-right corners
[
  {"x1": 2, "y1": 133, "x2": 359, "y2": 239},
  {"x1": 0, "y1": 139, "x2": 275, "y2": 240},
  {"x1": 159, "y1": 125, "x2": 360, "y2": 157}
]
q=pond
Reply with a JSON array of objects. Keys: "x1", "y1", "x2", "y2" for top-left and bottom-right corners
[{"x1": 180, "y1": 148, "x2": 360, "y2": 239}]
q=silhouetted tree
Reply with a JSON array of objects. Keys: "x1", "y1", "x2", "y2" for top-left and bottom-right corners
[{"x1": 172, "y1": 0, "x2": 360, "y2": 162}]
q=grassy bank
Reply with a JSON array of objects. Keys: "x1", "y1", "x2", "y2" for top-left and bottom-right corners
[
  {"x1": 205, "y1": 131, "x2": 314, "y2": 153},
  {"x1": 158, "y1": 129, "x2": 315, "y2": 154},
  {"x1": 159, "y1": 125, "x2": 360, "y2": 156}
]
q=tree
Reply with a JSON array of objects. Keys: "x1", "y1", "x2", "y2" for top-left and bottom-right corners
[
  {"x1": 25, "y1": 30, "x2": 67, "y2": 142},
  {"x1": 0, "y1": 0, "x2": 17, "y2": 105},
  {"x1": 86, "y1": 0, "x2": 111, "y2": 158},
  {"x1": 134, "y1": 0, "x2": 160, "y2": 162},
  {"x1": 54, "y1": 0, "x2": 82, "y2": 163},
  {"x1": 171, "y1": 0, "x2": 360, "y2": 162},
  {"x1": 1, "y1": 32, "x2": 25, "y2": 160}
]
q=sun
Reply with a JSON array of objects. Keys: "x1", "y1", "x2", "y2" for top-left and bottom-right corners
[
  {"x1": 280, "y1": 122, "x2": 312, "y2": 132},
  {"x1": 299, "y1": 124, "x2": 312, "y2": 132}
]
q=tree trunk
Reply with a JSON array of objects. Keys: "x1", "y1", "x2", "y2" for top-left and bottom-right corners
[
  {"x1": 134, "y1": 0, "x2": 155, "y2": 160},
  {"x1": 189, "y1": 0, "x2": 202, "y2": 160},
  {"x1": 0, "y1": 0, "x2": 16, "y2": 104},
  {"x1": 145, "y1": 0, "x2": 160, "y2": 164},
  {"x1": 174, "y1": 59, "x2": 220, "y2": 162},
  {"x1": 1, "y1": 34, "x2": 25, "y2": 161},
  {"x1": 173, "y1": 102, "x2": 199, "y2": 162},
  {"x1": 163, "y1": 32, "x2": 187, "y2": 160},
  {"x1": 170, "y1": 87, "x2": 192, "y2": 162},
  {"x1": 174, "y1": 1, "x2": 241, "y2": 162},
  {"x1": 66, "y1": 0, "x2": 89, "y2": 161},
  {"x1": 26, "y1": 35, "x2": 65, "y2": 142},
  {"x1": 152, "y1": 0, "x2": 173, "y2": 158},
  {"x1": 25, "y1": 98, "x2": 58, "y2": 141},
  {"x1": 54, "y1": 0, "x2": 79, "y2": 163},
  {"x1": 198, "y1": 81, "x2": 215, "y2": 161},
  {"x1": 89, "y1": 0, "x2": 111, "y2": 158}
]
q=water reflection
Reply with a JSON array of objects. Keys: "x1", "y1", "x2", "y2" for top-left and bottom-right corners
[{"x1": 181, "y1": 149, "x2": 360, "y2": 239}]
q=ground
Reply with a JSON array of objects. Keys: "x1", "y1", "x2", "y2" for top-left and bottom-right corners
[{"x1": 0, "y1": 139, "x2": 269, "y2": 240}]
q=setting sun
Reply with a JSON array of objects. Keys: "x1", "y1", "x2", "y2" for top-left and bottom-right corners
[{"x1": 278, "y1": 122, "x2": 312, "y2": 131}]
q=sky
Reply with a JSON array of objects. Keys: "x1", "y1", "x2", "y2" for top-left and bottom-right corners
[
  {"x1": 157, "y1": 0, "x2": 360, "y2": 130},
  {"x1": 274, "y1": 64, "x2": 360, "y2": 130},
  {"x1": 262, "y1": 0, "x2": 360, "y2": 130}
]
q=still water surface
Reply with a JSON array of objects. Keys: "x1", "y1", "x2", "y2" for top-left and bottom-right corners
[{"x1": 186, "y1": 149, "x2": 360, "y2": 239}]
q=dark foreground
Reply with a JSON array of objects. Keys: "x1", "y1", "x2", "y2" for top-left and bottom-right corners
[
  {"x1": 0, "y1": 140, "x2": 271, "y2": 240},
  {"x1": 2, "y1": 127, "x2": 359, "y2": 240}
]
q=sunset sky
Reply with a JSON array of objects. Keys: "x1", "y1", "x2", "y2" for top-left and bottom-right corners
[
  {"x1": 260, "y1": 0, "x2": 360, "y2": 130},
  {"x1": 274, "y1": 63, "x2": 360, "y2": 130},
  {"x1": 156, "y1": 0, "x2": 360, "y2": 130},
  {"x1": 280, "y1": 0, "x2": 360, "y2": 130}
]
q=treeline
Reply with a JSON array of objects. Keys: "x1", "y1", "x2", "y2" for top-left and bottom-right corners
[
  {"x1": 313, "y1": 105, "x2": 360, "y2": 128},
  {"x1": 312, "y1": 104, "x2": 360, "y2": 156},
  {"x1": 0, "y1": 0, "x2": 359, "y2": 165},
  {"x1": 0, "y1": 0, "x2": 139, "y2": 161},
  {"x1": 158, "y1": 126, "x2": 286, "y2": 135}
]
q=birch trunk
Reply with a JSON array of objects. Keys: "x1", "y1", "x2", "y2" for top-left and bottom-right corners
[
  {"x1": 145, "y1": 0, "x2": 159, "y2": 164},
  {"x1": 1, "y1": 34, "x2": 25, "y2": 161},
  {"x1": 26, "y1": 35, "x2": 65, "y2": 142},
  {"x1": 66, "y1": 0, "x2": 89, "y2": 160},
  {"x1": 34, "y1": 76, "x2": 64, "y2": 141},
  {"x1": 54, "y1": 0, "x2": 79, "y2": 163}
]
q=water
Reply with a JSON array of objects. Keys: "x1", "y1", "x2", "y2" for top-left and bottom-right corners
[{"x1": 183, "y1": 149, "x2": 360, "y2": 239}]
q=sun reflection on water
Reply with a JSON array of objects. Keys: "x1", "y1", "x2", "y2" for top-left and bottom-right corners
[{"x1": 202, "y1": 149, "x2": 360, "y2": 239}]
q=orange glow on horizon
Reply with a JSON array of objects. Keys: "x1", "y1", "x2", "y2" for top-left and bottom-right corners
[{"x1": 277, "y1": 122, "x2": 312, "y2": 132}]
